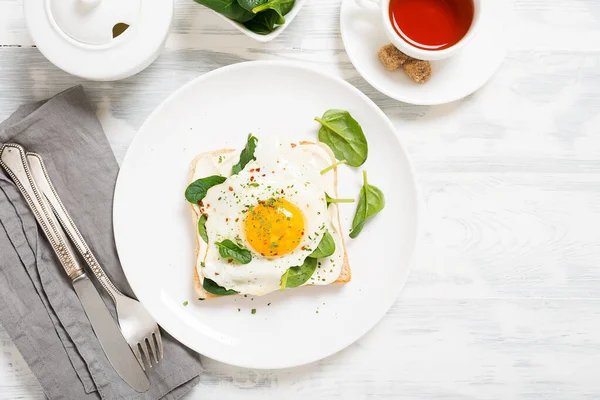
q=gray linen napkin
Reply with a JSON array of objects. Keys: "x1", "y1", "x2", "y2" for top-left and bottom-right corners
[{"x1": 0, "y1": 86, "x2": 203, "y2": 400}]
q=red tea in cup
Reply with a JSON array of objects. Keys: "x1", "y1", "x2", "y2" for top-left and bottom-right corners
[{"x1": 389, "y1": 0, "x2": 474, "y2": 51}]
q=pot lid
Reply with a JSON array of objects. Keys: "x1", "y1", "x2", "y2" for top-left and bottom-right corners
[
  {"x1": 49, "y1": 0, "x2": 142, "y2": 45},
  {"x1": 24, "y1": 0, "x2": 174, "y2": 81}
]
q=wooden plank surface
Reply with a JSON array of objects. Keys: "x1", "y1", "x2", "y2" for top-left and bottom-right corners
[{"x1": 1, "y1": 0, "x2": 600, "y2": 398}]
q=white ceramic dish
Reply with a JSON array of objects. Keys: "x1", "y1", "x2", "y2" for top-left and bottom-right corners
[
  {"x1": 113, "y1": 61, "x2": 419, "y2": 369},
  {"x1": 24, "y1": 0, "x2": 173, "y2": 81},
  {"x1": 209, "y1": 0, "x2": 307, "y2": 42},
  {"x1": 340, "y1": 0, "x2": 508, "y2": 105}
]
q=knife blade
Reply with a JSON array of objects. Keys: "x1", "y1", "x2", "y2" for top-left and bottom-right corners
[
  {"x1": 0, "y1": 144, "x2": 150, "y2": 392},
  {"x1": 73, "y1": 274, "x2": 150, "y2": 392}
]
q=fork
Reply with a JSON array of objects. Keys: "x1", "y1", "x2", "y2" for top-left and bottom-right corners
[{"x1": 26, "y1": 152, "x2": 163, "y2": 370}]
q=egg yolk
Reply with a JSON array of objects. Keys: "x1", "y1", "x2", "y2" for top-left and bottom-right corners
[{"x1": 244, "y1": 198, "x2": 305, "y2": 257}]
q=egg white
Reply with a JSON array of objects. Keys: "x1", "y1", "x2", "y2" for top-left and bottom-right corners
[{"x1": 192, "y1": 138, "x2": 345, "y2": 296}]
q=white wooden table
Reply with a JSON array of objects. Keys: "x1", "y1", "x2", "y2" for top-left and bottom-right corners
[{"x1": 2, "y1": 0, "x2": 600, "y2": 398}]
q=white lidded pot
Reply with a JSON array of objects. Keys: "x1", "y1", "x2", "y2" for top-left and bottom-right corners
[{"x1": 24, "y1": 0, "x2": 174, "y2": 81}]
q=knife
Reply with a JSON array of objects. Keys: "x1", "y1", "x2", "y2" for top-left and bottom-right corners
[{"x1": 0, "y1": 144, "x2": 150, "y2": 393}]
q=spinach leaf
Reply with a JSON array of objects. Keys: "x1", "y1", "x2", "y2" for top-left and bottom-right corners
[
  {"x1": 284, "y1": 257, "x2": 318, "y2": 288},
  {"x1": 237, "y1": 0, "x2": 266, "y2": 11},
  {"x1": 280, "y1": 269, "x2": 289, "y2": 291},
  {"x1": 309, "y1": 231, "x2": 335, "y2": 259},
  {"x1": 215, "y1": 239, "x2": 252, "y2": 264},
  {"x1": 250, "y1": 1, "x2": 285, "y2": 24},
  {"x1": 238, "y1": 0, "x2": 294, "y2": 19},
  {"x1": 203, "y1": 278, "x2": 238, "y2": 296},
  {"x1": 239, "y1": 0, "x2": 294, "y2": 14},
  {"x1": 232, "y1": 134, "x2": 258, "y2": 175},
  {"x1": 280, "y1": 0, "x2": 295, "y2": 15},
  {"x1": 315, "y1": 109, "x2": 368, "y2": 167},
  {"x1": 198, "y1": 214, "x2": 208, "y2": 243},
  {"x1": 243, "y1": 9, "x2": 281, "y2": 34},
  {"x1": 350, "y1": 171, "x2": 385, "y2": 239},
  {"x1": 193, "y1": 0, "x2": 255, "y2": 23},
  {"x1": 185, "y1": 175, "x2": 227, "y2": 204},
  {"x1": 193, "y1": 0, "x2": 294, "y2": 34},
  {"x1": 325, "y1": 192, "x2": 355, "y2": 206}
]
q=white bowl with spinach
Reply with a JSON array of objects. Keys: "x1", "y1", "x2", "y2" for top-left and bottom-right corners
[{"x1": 193, "y1": 0, "x2": 306, "y2": 42}]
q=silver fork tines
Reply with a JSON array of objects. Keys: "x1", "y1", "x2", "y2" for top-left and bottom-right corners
[{"x1": 134, "y1": 329, "x2": 163, "y2": 370}]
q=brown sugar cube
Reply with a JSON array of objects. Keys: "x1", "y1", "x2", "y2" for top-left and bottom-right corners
[
  {"x1": 377, "y1": 43, "x2": 410, "y2": 71},
  {"x1": 403, "y1": 59, "x2": 432, "y2": 84}
]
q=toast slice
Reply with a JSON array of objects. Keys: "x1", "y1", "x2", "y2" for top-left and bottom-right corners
[{"x1": 189, "y1": 142, "x2": 351, "y2": 300}]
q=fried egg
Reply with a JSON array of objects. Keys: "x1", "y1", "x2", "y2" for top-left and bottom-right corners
[{"x1": 192, "y1": 137, "x2": 345, "y2": 296}]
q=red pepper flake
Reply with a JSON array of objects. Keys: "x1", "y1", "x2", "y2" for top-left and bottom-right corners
[
  {"x1": 228, "y1": 186, "x2": 233, "y2": 191},
  {"x1": 227, "y1": 259, "x2": 233, "y2": 264},
  {"x1": 273, "y1": 253, "x2": 278, "y2": 256},
  {"x1": 262, "y1": 174, "x2": 266, "y2": 177},
  {"x1": 249, "y1": 168, "x2": 255, "y2": 172},
  {"x1": 225, "y1": 218, "x2": 229, "y2": 222},
  {"x1": 235, "y1": 218, "x2": 239, "y2": 222},
  {"x1": 206, "y1": 204, "x2": 210, "y2": 208},
  {"x1": 280, "y1": 189, "x2": 284, "y2": 194},
  {"x1": 291, "y1": 143, "x2": 297, "y2": 148},
  {"x1": 301, "y1": 231, "x2": 304, "y2": 236},
  {"x1": 250, "y1": 176, "x2": 255, "y2": 182},
  {"x1": 301, "y1": 246, "x2": 306, "y2": 250},
  {"x1": 214, "y1": 272, "x2": 220, "y2": 276},
  {"x1": 255, "y1": 168, "x2": 261, "y2": 172},
  {"x1": 198, "y1": 201, "x2": 204, "y2": 206}
]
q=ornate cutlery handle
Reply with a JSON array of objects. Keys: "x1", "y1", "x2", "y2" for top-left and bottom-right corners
[
  {"x1": 0, "y1": 144, "x2": 84, "y2": 281},
  {"x1": 26, "y1": 153, "x2": 124, "y2": 304}
]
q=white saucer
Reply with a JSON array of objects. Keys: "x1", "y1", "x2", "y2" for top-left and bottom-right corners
[{"x1": 340, "y1": 0, "x2": 508, "y2": 105}]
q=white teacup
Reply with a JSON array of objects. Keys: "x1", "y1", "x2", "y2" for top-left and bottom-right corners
[{"x1": 357, "y1": 0, "x2": 482, "y2": 61}]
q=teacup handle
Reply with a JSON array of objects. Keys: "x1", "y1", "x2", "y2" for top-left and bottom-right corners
[{"x1": 355, "y1": 0, "x2": 380, "y2": 9}]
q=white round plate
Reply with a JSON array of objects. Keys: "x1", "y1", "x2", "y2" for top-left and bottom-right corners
[
  {"x1": 114, "y1": 61, "x2": 419, "y2": 369},
  {"x1": 340, "y1": 0, "x2": 508, "y2": 105}
]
